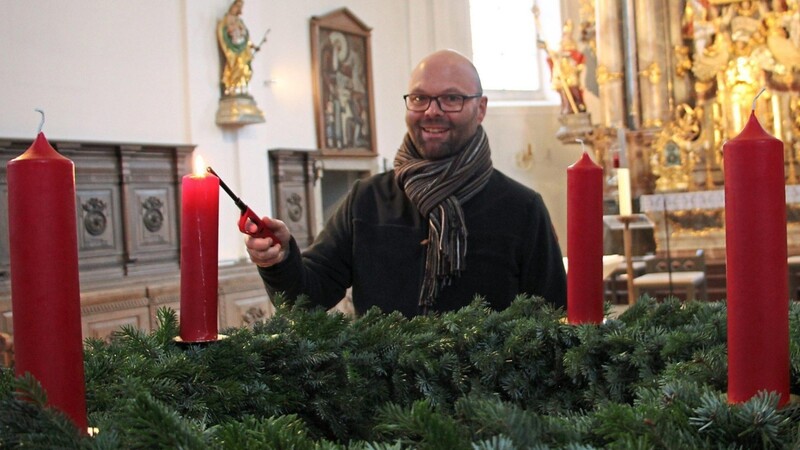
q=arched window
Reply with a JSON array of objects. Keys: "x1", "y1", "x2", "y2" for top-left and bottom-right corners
[{"x1": 469, "y1": 0, "x2": 562, "y2": 102}]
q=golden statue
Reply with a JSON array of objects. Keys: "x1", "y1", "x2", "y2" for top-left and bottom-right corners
[
  {"x1": 217, "y1": 0, "x2": 267, "y2": 96},
  {"x1": 533, "y1": 3, "x2": 593, "y2": 143},
  {"x1": 215, "y1": 0, "x2": 267, "y2": 126},
  {"x1": 538, "y1": 19, "x2": 588, "y2": 115}
]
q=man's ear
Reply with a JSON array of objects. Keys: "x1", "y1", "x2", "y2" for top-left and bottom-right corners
[{"x1": 476, "y1": 96, "x2": 488, "y2": 122}]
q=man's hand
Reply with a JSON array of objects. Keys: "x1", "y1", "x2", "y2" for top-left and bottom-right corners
[{"x1": 244, "y1": 217, "x2": 291, "y2": 268}]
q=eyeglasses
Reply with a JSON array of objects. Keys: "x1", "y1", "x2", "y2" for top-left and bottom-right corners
[{"x1": 403, "y1": 93, "x2": 483, "y2": 112}]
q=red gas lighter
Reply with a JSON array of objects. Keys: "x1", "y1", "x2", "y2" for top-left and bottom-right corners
[{"x1": 206, "y1": 167, "x2": 279, "y2": 242}]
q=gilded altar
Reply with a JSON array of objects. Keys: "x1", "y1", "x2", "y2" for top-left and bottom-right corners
[
  {"x1": 564, "y1": 0, "x2": 800, "y2": 188},
  {"x1": 640, "y1": 187, "x2": 800, "y2": 259},
  {"x1": 559, "y1": 0, "x2": 800, "y2": 255}
]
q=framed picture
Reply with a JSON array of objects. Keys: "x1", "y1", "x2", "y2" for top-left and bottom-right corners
[{"x1": 310, "y1": 8, "x2": 377, "y2": 157}]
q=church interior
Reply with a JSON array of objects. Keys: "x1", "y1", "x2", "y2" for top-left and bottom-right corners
[
  {"x1": 3, "y1": 1, "x2": 800, "y2": 445},
  {"x1": 0, "y1": 0, "x2": 800, "y2": 336},
  {"x1": 3, "y1": 0, "x2": 800, "y2": 339}
]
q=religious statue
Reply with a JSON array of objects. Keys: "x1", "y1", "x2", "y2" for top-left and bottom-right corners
[
  {"x1": 533, "y1": 4, "x2": 593, "y2": 143},
  {"x1": 215, "y1": 0, "x2": 267, "y2": 126},
  {"x1": 217, "y1": 0, "x2": 267, "y2": 96},
  {"x1": 538, "y1": 19, "x2": 588, "y2": 115},
  {"x1": 764, "y1": 10, "x2": 800, "y2": 91}
]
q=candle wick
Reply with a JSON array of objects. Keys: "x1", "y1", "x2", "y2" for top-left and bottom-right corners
[
  {"x1": 575, "y1": 138, "x2": 585, "y2": 153},
  {"x1": 34, "y1": 109, "x2": 45, "y2": 134},
  {"x1": 752, "y1": 87, "x2": 766, "y2": 111}
]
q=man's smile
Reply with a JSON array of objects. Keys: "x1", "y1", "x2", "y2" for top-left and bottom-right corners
[{"x1": 421, "y1": 125, "x2": 449, "y2": 134}]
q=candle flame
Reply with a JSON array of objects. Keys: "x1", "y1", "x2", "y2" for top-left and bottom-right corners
[{"x1": 192, "y1": 154, "x2": 207, "y2": 177}]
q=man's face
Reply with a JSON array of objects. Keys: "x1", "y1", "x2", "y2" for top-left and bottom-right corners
[{"x1": 405, "y1": 55, "x2": 487, "y2": 160}]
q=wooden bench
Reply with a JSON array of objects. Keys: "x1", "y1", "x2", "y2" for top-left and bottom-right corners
[
  {"x1": 632, "y1": 249, "x2": 708, "y2": 302},
  {"x1": 607, "y1": 259, "x2": 647, "y2": 303}
]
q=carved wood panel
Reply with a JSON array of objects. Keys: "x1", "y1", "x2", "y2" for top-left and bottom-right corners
[
  {"x1": 0, "y1": 138, "x2": 192, "y2": 285},
  {"x1": 269, "y1": 149, "x2": 319, "y2": 250}
]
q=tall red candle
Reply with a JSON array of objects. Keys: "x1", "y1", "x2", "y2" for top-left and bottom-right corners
[
  {"x1": 179, "y1": 154, "x2": 220, "y2": 342},
  {"x1": 7, "y1": 132, "x2": 87, "y2": 429},
  {"x1": 724, "y1": 110, "x2": 789, "y2": 406},
  {"x1": 566, "y1": 151, "x2": 604, "y2": 324}
]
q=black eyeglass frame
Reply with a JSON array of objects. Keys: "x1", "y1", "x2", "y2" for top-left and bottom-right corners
[{"x1": 402, "y1": 93, "x2": 483, "y2": 112}]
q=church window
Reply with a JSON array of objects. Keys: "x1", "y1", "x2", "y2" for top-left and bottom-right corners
[{"x1": 469, "y1": 0, "x2": 562, "y2": 102}]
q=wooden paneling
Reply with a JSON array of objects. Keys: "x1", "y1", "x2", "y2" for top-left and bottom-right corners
[
  {"x1": 269, "y1": 149, "x2": 319, "y2": 250},
  {"x1": 0, "y1": 139, "x2": 274, "y2": 346}
]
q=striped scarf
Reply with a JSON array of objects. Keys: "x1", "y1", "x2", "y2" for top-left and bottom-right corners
[{"x1": 394, "y1": 126, "x2": 493, "y2": 308}]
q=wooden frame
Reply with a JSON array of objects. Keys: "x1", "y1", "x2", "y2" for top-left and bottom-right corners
[{"x1": 310, "y1": 8, "x2": 377, "y2": 157}]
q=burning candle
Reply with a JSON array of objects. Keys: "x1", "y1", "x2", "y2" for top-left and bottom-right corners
[
  {"x1": 566, "y1": 150, "x2": 604, "y2": 324},
  {"x1": 617, "y1": 167, "x2": 632, "y2": 216},
  {"x1": 179, "y1": 153, "x2": 220, "y2": 342},
  {"x1": 724, "y1": 91, "x2": 790, "y2": 406},
  {"x1": 7, "y1": 130, "x2": 87, "y2": 430}
]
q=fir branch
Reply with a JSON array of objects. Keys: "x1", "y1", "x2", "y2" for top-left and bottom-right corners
[
  {"x1": 0, "y1": 374, "x2": 90, "y2": 449},
  {"x1": 4, "y1": 296, "x2": 800, "y2": 447},
  {"x1": 107, "y1": 390, "x2": 207, "y2": 449},
  {"x1": 374, "y1": 399, "x2": 472, "y2": 449},
  {"x1": 1, "y1": 366, "x2": 15, "y2": 398},
  {"x1": 153, "y1": 306, "x2": 180, "y2": 346},
  {"x1": 207, "y1": 414, "x2": 318, "y2": 450}
]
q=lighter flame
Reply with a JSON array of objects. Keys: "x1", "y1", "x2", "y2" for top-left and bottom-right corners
[{"x1": 192, "y1": 154, "x2": 207, "y2": 177}]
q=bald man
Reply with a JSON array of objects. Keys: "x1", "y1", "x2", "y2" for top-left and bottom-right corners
[{"x1": 246, "y1": 50, "x2": 566, "y2": 317}]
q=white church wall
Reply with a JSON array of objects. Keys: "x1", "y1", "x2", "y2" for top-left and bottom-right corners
[
  {"x1": 0, "y1": 1, "x2": 188, "y2": 143},
  {"x1": 0, "y1": 0, "x2": 411, "y2": 263},
  {"x1": 481, "y1": 104, "x2": 585, "y2": 246}
]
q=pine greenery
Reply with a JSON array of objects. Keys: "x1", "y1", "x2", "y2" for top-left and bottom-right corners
[{"x1": 2, "y1": 295, "x2": 800, "y2": 449}]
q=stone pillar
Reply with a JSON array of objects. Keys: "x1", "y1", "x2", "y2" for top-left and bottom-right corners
[
  {"x1": 634, "y1": 0, "x2": 671, "y2": 129},
  {"x1": 595, "y1": 0, "x2": 626, "y2": 127}
]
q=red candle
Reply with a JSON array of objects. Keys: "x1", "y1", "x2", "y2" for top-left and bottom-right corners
[
  {"x1": 179, "y1": 154, "x2": 220, "y2": 342},
  {"x1": 7, "y1": 132, "x2": 87, "y2": 429},
  {"x1": 566, "y1": 151, "x2": 604, "y2": 324},
  {"x1": 724, "y1": 110, "x2": 790, "y2": 406}
]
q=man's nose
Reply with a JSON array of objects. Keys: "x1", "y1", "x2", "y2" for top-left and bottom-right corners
[{"x1": 424, "y1": 98, "x2": 445, "y2": 116}]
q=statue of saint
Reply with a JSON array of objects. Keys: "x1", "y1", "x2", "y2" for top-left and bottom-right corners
[
  {"x1": 540, "y1": 20, "x2": 588, "y2": 115},
  {"x1": 217, "y1": 0, "x2": 267, "y2": 96}
]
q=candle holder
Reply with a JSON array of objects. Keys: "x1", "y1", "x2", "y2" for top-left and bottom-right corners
[
  {"x1": 173, "y1": 334, "x2": 229, "y2": 345},
  {"x1": 618, "y1": 214, "x2": 637, "y2": 305}
]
